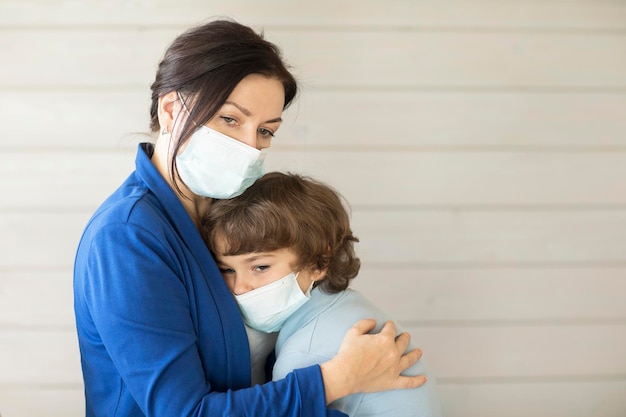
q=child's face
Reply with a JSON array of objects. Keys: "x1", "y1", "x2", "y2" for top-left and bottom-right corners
[{"x1": 213, "y1": 237, "x2": 322, "y2": 295}]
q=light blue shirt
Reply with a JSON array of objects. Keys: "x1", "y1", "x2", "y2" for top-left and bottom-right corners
[{"x1": 273, "y1": 288, "x2": 444, "y2": 417}]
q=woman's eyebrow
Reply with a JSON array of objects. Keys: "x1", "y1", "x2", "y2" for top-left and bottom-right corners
[
  {"x1": 264, "y1": 116, "x2": 283, "y2": 124},
  {"x1": 225, "y1": 100, "x2": 283, "y2": 124},
  {"x1": 225, "y1": 101, "x2": 251, "y2": 116}
]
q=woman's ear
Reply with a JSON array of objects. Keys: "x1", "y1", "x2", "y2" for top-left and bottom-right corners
[{"x1": 156, "y1": 91, "x2": 181, "y2": 134}]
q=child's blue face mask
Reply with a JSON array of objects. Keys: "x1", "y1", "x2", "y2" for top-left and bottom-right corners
[{"x1": 234, "y1": 272, "x2": 312, "y2": 333}]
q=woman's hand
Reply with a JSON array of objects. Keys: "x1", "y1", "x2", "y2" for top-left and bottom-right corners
[{"x1": 320, "y1": 319, "x2": 426, "y2": 404}]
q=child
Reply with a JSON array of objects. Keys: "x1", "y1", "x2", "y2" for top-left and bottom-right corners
[{"x1": 202, "y1": 172, "x2": 443, "y2": 417}]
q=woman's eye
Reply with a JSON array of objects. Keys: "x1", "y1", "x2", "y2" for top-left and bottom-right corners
[
  {"x1": 220, "y1": 116, "x2": 236, "y2": 125},
  {"x1": 258, "y1": 128, "x2": 275, "y2": 138}
]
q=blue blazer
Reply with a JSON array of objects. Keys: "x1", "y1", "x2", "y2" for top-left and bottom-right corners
[{"x1": 74, "y1": 144, "x2": 341, "y2": 417}]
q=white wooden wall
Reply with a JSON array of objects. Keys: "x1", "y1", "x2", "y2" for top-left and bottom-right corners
[{"x1": 1, "y1": 1, "x2": 625, "y2": 416}]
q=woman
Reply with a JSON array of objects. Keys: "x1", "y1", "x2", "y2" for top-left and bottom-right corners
[{"x1": 73, "y1": 19, "x2": 425, "y2": 417}]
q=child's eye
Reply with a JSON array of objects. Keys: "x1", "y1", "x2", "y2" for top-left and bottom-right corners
[
  {"x1": 219, "y1": 267, "x2": 235, "y2": 274},
  {"x1": 253, "y1": 265, "x2": 269, "y2": 272}
]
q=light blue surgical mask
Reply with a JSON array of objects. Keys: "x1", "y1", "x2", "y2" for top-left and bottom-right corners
[
  {"x1": 234, "y1": 272, "x2": 313, "y2": 333},
  {"x1": 175, "y1": 125, "x2": 266, "y2": 199}
]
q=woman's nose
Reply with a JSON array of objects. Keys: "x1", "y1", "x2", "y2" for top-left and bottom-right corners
[{"x1": 236, "y1": 130, "x2": 259, "y2": 150}]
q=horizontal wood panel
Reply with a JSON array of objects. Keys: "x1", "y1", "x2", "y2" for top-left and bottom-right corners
[
  {"x1": 2, "y1": 30, "x2": 625, "y2": 88},
  {"x1": 1, "y1": 1, "x2": 625, "y2": 30},
  {"x1": 0, "y1": 91, "x2": 151, "y2": 149},
  {"x1": 282, "y1": 90, "x2": 626, "y2": 148},
  {"x1": 5, "y1": 267, "x2": 625, "y2": 329},
  {"x1": 0, "y1": 150, "x2": 136, "y2": 210},
  {"x1": 2, "y1": 210, "x2": 626, "y2": 268},
  {"x1": 279, "y1": 32, "x2": 626, "y2": 89},
  {"x1": 0, "y1": 270, "x2": 74, "y2": 328},
  {"x1": 438, "y1": 380, "x2": 626, "y2": 417},
  {"x1": 268, "y1": 151, "x2": 626, "y2": 206},
  {"x1": 0, "y1": 211, "x2": 92, "y2": 269},
  {"x1": 351, "y1": 266, "x2": 626, "y2": 321},
  {"x1": 351, "y1": 210, "x2": 626, "y2": 264},
  {"x1": 2, "y1": 150, "x2": 626, "y2": 209},
  {"x1": 0, "y1": 30, "x2": 169, "y2": 88},
  {"x1": 4, "y1": 90, "x2": 626, "y2": 149},
  {"x1": 3, "y1": 325, "x2": 624, "y2": 383},
  {"x1": 407, "y1": 325, "x2": 626, "y2": 379},
  {"x1": 0, "y1": 331, "x2": 82, "y2": 384},
  {"x1": 0, "y1": 387, "x2": 84, "y2": 417},
  {"x1": 1, "y1": 380, "x2": 625, "y2": 417}
]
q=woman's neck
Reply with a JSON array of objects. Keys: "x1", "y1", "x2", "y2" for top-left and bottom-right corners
[{"x1": 151, "y1": 137, "x2": 212, "y2": 228}]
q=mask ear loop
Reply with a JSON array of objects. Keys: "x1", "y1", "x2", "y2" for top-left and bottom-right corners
[
  {"x1": 178, "y1": 91, "x2": 190, "y2": 113},
  {"x1": 304, "y1": 280, "x2": 315, "y2": 297},
  {"x1": 294, "y1": 271, "x2": 315, "y2": 297},
  {"x1": 165, "y1": 92, "x2": 198, "y2": 147},
  {"x1": 177, "y1": 91, "x2": 198, "y2": 125},
  {"x1": 160, "y1": 91, "x2": 190, "y2": 136}
]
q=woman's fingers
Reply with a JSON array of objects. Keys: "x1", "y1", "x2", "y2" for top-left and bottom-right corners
[
  {"x1": 349, "y1": 317, "x2": 377, "y2": 336},
  {"x1": 322, "y1": 318, "x2": 427, "y2": 401},
  {"x1": 395, "y1": 373, "x2": 428, "y2": 389}
]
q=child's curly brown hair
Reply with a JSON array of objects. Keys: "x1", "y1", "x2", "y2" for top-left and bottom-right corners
[{"x1": 201, "y1": 172, "x2": 360, "y2": 293}]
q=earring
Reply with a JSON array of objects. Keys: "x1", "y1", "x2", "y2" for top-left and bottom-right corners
[{"x1": 161, "y1": 127, "x2": 169, "y2": 135}]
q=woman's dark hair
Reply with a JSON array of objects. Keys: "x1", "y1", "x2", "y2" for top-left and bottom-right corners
[
  {"x1": 202, "y1": 172, "x2": 361, "y2": 293},
  {"x1": 149, "y1": 19, "x2": 298, "y2": 193}
]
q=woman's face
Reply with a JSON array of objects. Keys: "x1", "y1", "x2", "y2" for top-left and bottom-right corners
[{"x1": 205, "y1": 73, "x2": 285, "y2": 150}]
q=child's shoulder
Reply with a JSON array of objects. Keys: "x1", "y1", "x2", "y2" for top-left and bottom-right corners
[
  {"x1": 309, "y1": 288, "x2": 394, "y2": 333},
  {"x1": 324, "y1": 288, "x2": 386, "y2": 314}
]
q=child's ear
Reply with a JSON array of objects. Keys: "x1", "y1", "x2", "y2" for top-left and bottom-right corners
[{"x1": 311, "y1": 267, "x2": 327, "y2": 283}]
